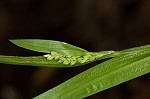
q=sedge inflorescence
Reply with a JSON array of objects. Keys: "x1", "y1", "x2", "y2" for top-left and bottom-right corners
[{"x1": 43, "y1": 51, "x2": 97, "y2": 65}]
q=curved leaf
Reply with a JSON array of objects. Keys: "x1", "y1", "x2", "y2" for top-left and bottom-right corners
[
  {"x1": 10, "y1": 39, "x2": 87, "y2": 56},
  {"x1": 0, "y1": 51, "x2": 116, "y2": 67},
  {"x1": 33, "y1": 50, "x2": 150, "y2": 99}
]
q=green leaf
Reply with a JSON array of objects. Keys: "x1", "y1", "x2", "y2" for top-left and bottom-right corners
[
  {"x1": 0, "y1": 55, "x2": 67, "y2": 67},
  {"x1": 10, "y1": 39, "x2": 87, "y2": 56},
  {"x1": 7, "y1": 39, "x2": 119, "y2": 66},
  {"x1": 121, "y1": 44, "x2": 150, "y2": 55},
  {"x1": 0, "y1": 55, "x2": 90, "y2": 67},
  {"x1": 33, "y1": 49, "x2": 150, "y2": 99},
  {"x1": 0, "y1": 51, "x2": 116, "y2": 67}
]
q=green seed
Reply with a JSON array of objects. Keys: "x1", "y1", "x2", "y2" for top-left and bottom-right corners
[
  {"x1": 81, "y1": 54, "x2": 91, "y2": 63},
  {"x1": 72, "y1": 56, "x2": 77, "y2": 60},
  {"x1": 70, "y1": 60, "x2": 77, "y2": 65},
  {"x1": 89, "y1": 57, "x2": 96, "y2": 61},
  {"x1": 63, "y1": 60, "x2": 70, "y2": 65},
  {"x1": 78, "y1": 57, "x2": 83, "y2": 63},
  {"x1": 60, "y1": 57, "x2": 65, "y2": 61},
  {"x1": 54, "y1": 56, "x2": 60, "y2": 60},
  {"x1": 58, "y1": 60, "x2": 63, "y2": 63},
  {"x1": 47, "y1": 55, "x2": 55, "y2": 60},
  {"x1": 81, "y1": 58, "x2": 87, "y2": 63}
]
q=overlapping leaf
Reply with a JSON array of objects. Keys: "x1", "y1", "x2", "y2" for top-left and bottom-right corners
[
  {"x1": 10, "y1": 39, "x2": 87, "y2": 56},
  {"x1": 0, "y1": 39, "x2": 117, "y2": 67},
  {"x1": 33, "y1": 49, "x2": 150, "y2": 99},
  {"x1": 0, "y1": 54, "x2": 113, "y2": 67},
  {"x1": 1, "y1": 39, "x2": 150, "y2": 99}
]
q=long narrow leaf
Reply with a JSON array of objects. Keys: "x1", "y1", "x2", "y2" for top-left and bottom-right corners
[
  {"x1": 33, "y1": 50, "x2": 150, "y2": 99},
  {"x1": 0, "y1": 52, "x2": 115, "y2": 67},
  {"x1": 121, "y1": 44, "x2": 150, "y2": 54},
  {"x1": 0, "y1": 55, "x2": 67, "y2": 67},
  {"x1": 10, "y1": 39, "x2": 87, "y2": 56}
]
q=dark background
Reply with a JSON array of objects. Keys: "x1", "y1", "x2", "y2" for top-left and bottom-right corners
[{"x1": 0, "y1": 0, "x2": 150, "y2": 99}]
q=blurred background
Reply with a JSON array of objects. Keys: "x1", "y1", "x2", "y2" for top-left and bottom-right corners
[{"x1": 0, "y1": 0, "x2": 150, "y2": 99}]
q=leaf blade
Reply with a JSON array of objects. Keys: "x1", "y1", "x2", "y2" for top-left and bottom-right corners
[
  {"x1": 10, "y1": 39, "x2": 87, "y2": 56},
  {"x1": 0, "y1": 52, "x2": 115, "y2": 67},
  {"x1": 33, "y1": 50, "x2": 150, "y2": 99},
  {"x1": 0, "y1": 55, "x2": 68, "y2": 67}
]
